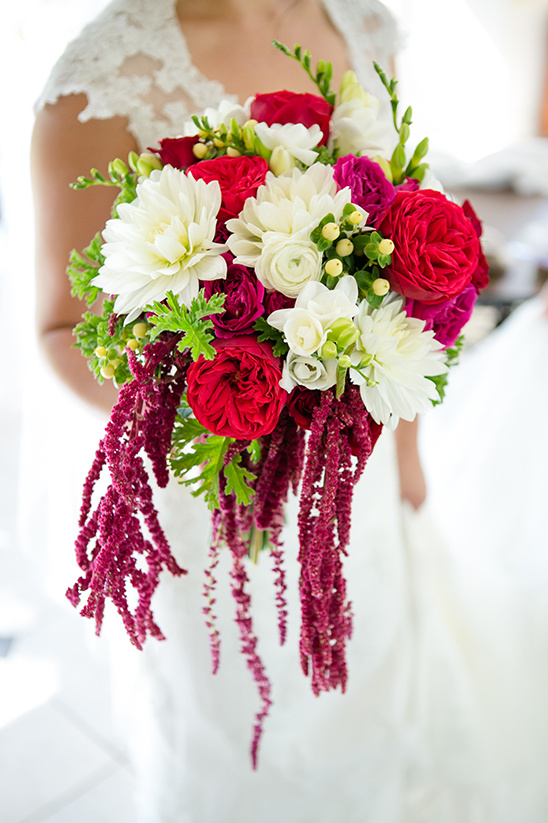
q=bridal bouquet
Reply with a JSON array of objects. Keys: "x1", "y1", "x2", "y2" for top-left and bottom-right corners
[{"x1": 67, "y1": 43, "x2": 488, "y2": 765}]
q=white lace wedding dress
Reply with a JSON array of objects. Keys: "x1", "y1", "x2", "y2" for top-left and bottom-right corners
[{"x1": 34, "y1": 1, "x2": 548, "y2": 821}]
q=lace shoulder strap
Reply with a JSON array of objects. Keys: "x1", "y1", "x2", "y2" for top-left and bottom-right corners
[{"x1": 33, "y1": 0, "x2": 234, "y2": 151}]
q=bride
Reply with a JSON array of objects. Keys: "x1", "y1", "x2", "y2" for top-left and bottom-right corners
[{"x1": 30, "y1": 0, "x2": 536, "y2": 820}]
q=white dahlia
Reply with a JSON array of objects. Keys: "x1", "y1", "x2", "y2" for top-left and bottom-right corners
[
  {"x1": 226, "y1": 164, "x2": 353, "y2": 296},
  {"x1": 94, "y1": 167, "x2": 227, "y2": 323},
  {"x1": 350, "y1": 294, "x2": 447, "y2": 429}
]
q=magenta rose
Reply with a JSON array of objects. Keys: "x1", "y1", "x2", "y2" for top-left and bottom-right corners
[
  {"x1": 264, "y1": 290, "x2": 295, "y2": 315},
  {"x1": 462, "y1": 200, "x2": 489, "y2": 293},
  {"x1": 378, "y1": 190, "x2": 481, "y2": 304},
  {"x1": 151, "y1": 136, "x2": 201, "y2": 169},
  {"x1": 405, "y1": 283, "x2": 478, "y2": 347},
  {"x1": 333, "y1": 155, "x2": 395, "y2": 227},
  {"x1": 203, "y1": 257, "x2": 265, "y2": 338},
  {"x1": 186, "y1": 336, "x2": 287, "y2": 439},
  {"x1": 189, "y1": 155, "x2": 269, "y2": 223},
  {"x1": 250, "y1": 90, "x2": 333, "y2": 146}
]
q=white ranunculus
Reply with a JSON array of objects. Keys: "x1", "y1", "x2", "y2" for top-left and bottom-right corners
[
  {"x1": 256, "y1": 230, "x2": 323, "y2": 297},
  {"x1": 227, "y1": 164, "x2": 352, "y2": 295},
  {"x1": 280, "y1": 351, "x2": 338, "y2": 392},
  {"x1": 183, "y1": 99, "x2": 251, "y2": 135},
  {"x1": 254, "y1": 122, "x2": 323, "y2": 167},
  {"x1": 329, "y1": 97, "x2": 392, "y2": 159},
  {"x1": 350, "y1": 294, "x2": 447, "y2": 430},
  {"x1": 94, "y1": 166, "x2": 227, "y2": 323},
  {"x1": 269, "y1": 307, "x2": 326, "y2": 357}
]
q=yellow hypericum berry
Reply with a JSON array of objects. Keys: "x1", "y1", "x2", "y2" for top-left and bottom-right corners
[
  {"x1": 126, "y1": 338, "x2": 140, "y2": 351},
  {"x1": 226, "y1": 147, "x2": 241, "y2": 157},
  {"x1": 213, "y1": 137, "x2": 225, "y2": 148},
  {"x1": 133, "y1": 322, "x2": 148, "y2": 339},
  {"x1": 109, "y1": 358, "x2": 121, "y2": 369},
  {"x1": 325, "y1": 258, "x2": 343, "y2": 277},
  {"x1": 321, "y1": 222, "x2": 340, "y2": 242},
  {"x1": 372, "y1": 278, "x2": 390, "y2": 296},
  {"x1": 101, "y1": 365, "x2": 116, "y2": 379},
  {"x1": 338, "y1": 354, "x2": 352, "y2": 370},
  {"x1": 335, "y1": 239, "x2": 354, "y2": 257},
  {"x1": 349, "y1": 210, "x2": 363, "y2": 225},
  {"x1": 378, "y1": 238, "x2": 395, "y2": 255},
  {"x1": 192, "y1": 142, "x2": 208, "y2": 159},
  {"x1": 94, "y1": 346, "x2": 107, "y2": 358}
]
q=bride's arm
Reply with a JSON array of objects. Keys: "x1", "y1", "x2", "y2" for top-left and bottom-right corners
[
  {"x1": 31, "y1": 94, "x2": 139, "y2": 414},
  {"x1": 394, "y1": 418, "x2": 427, "y2": 510}
]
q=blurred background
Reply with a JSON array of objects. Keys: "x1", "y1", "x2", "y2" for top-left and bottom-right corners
[{"x1": 1, "y1": 1, "x2": 548, "y2": 820}]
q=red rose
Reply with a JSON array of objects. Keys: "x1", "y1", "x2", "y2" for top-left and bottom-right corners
[
  {"x1": 287, "y1": 387, "x2": 322, "y2": 430},
  {"x1": 189, "y1": 155, "x2": 269, "y2": 223},
  {"x1": 250, "y1": 90, "x2": 333, "y2": 146},
  {"x1": 378, "y1": 190, "x2": 481, "y2": 305},
  {"x1": 186, "y1": 336, "x2": 287, "y2": 439},
  {"x1": 461, "y1": 200, "x2": 490, "y2": 293},
  {"x1": 151, "y1": 136, "x2": 201, "y2": 169}
]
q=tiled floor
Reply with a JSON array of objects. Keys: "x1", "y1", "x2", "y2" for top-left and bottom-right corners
[{"x1": 0, "y1": 406, "x2": 137, "y2": 823}]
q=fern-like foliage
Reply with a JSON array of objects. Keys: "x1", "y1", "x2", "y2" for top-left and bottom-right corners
[{"x1": 146, "y1": 290, "x2": 226, "y2": 362}]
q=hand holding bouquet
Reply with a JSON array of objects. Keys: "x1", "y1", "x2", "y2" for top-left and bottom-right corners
[{"x1": 67, "y1": 43, "x2": 488, "y2": 765}]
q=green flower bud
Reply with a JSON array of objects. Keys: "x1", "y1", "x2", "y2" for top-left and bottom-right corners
[
  {"x1": 320, "y1": 341, "x2": 338, "y2": 360},
  {"x1": 136, "y1": 152, "x2": 163, "y2": 176},
  {"x1": 337, "y1": 325, "x2": 360, "y2": 349},
  {"x1": 338, "y1": 354, "x2": 352, "y2": 370},
  {"x1": 109, "y1": 158, "x2": 128, "y2": 178}
]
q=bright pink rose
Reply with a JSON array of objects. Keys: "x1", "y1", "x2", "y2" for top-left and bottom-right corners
[
  {"x1": 203, "y1": 257, "x2": 265, "y2": 338},
  {"x1": 462, "y1": 200, "x2": 490, "y2": 293},
  {"x1": 189, "y1": 155, "x2": 269, "y2": 223},
  {"x1": 250, "y1": 90, "x2": 333, "y2": 145},
  {"x1": 378, "y1": 190, "x2": 481, "y2": 304},
  {"x1": 405, "y1": 283, "x2": 478, "y2": 347},
  {"x1": 264, "y1": 290, "x2": 295, "y2": 315},
  {"x1": 186, "y1": 336, "x2": 287, "y2": 439},
  {"x1": 151, "y1": 136, "x2": 201, "y2": 169},
  {"x1": 333, "y1": 155, "x2": 395, "y2": 227}
]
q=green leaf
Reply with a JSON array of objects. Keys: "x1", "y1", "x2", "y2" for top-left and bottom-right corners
[
  {"x1": 67, "y1": 232, "x2": 105, "y2": 305},
  {"x1": 146, "y1": 290, "x2": 225, "y2": 361},
  {"x1": 169, "y1": 421, "x2": 230, "y2": 509},
  {"x1": 254, "y1": 316, "x2": 289, "y2": 358},
  {"x1": 428, "y1": 335, "x2": 465, "y2": 406},
  {"x1": 224, "y1": 456, "x2": 256, "y2": 506}
]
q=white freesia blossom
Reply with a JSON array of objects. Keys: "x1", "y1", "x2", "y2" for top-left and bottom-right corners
[
  {"x1": 280, "y1": 351, "x2": 338, "y2": 392},
  {"x1": 268, "y1": 276, "x2": 358, "y2": 351},
  {"x1": 329, "y1": 96, "x2": 392, "y2": 159},
  {"x1": 270, "y1": 307, "x2": 326, "y2": 357},
  {"x1": 269, "y1": 146, "x2": 297, "y2": 176},
  {"x1": 227, "y1": 164, "x2": 353, "y2": 295},
  {"x1": 350, "y1": 294, "x2": 447, "y2": 430},
  {"x1": 183, "y1": 98, "x2": 250, "y2": 135},
  {"x1": 94, "y1": 167, "x2": 227, "y2": 323},
  {"x1": 254, "y1": 122, "x2": 323, "y2": 167}
]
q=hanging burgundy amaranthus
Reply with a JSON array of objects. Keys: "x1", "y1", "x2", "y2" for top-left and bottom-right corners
[
  {"x1": 298, "y1": 386, "x2": 376, "y2": 695},
  {"x1": 67, "y1": 336, "x2": 188, "y2": 649}
]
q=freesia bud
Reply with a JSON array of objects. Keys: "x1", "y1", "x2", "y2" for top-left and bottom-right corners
[
  {"x1": 320, "y1": 341, "x2": 338, "y2": 360},
  {"x1": 338, "y1": 70, "x2": 369, "y2": 104},
  {"x1": 136, "y1": 152, "x2": 163, "y2": 176},
  {"x1": 226, "y1": 146, "x2": 241, "y2": 157},
  {"x1": 372, "y1": 155, "x2": 393, "y2": 182},
  {"x1": 110, "y1": 158, "x2": 128, "y2": 177},
  {"x1": 269, "y1": 145, "x2": 295, "y2": 176},
  {"x1": 338, "y1": 354, "x2": 352, "y2": 370}
]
